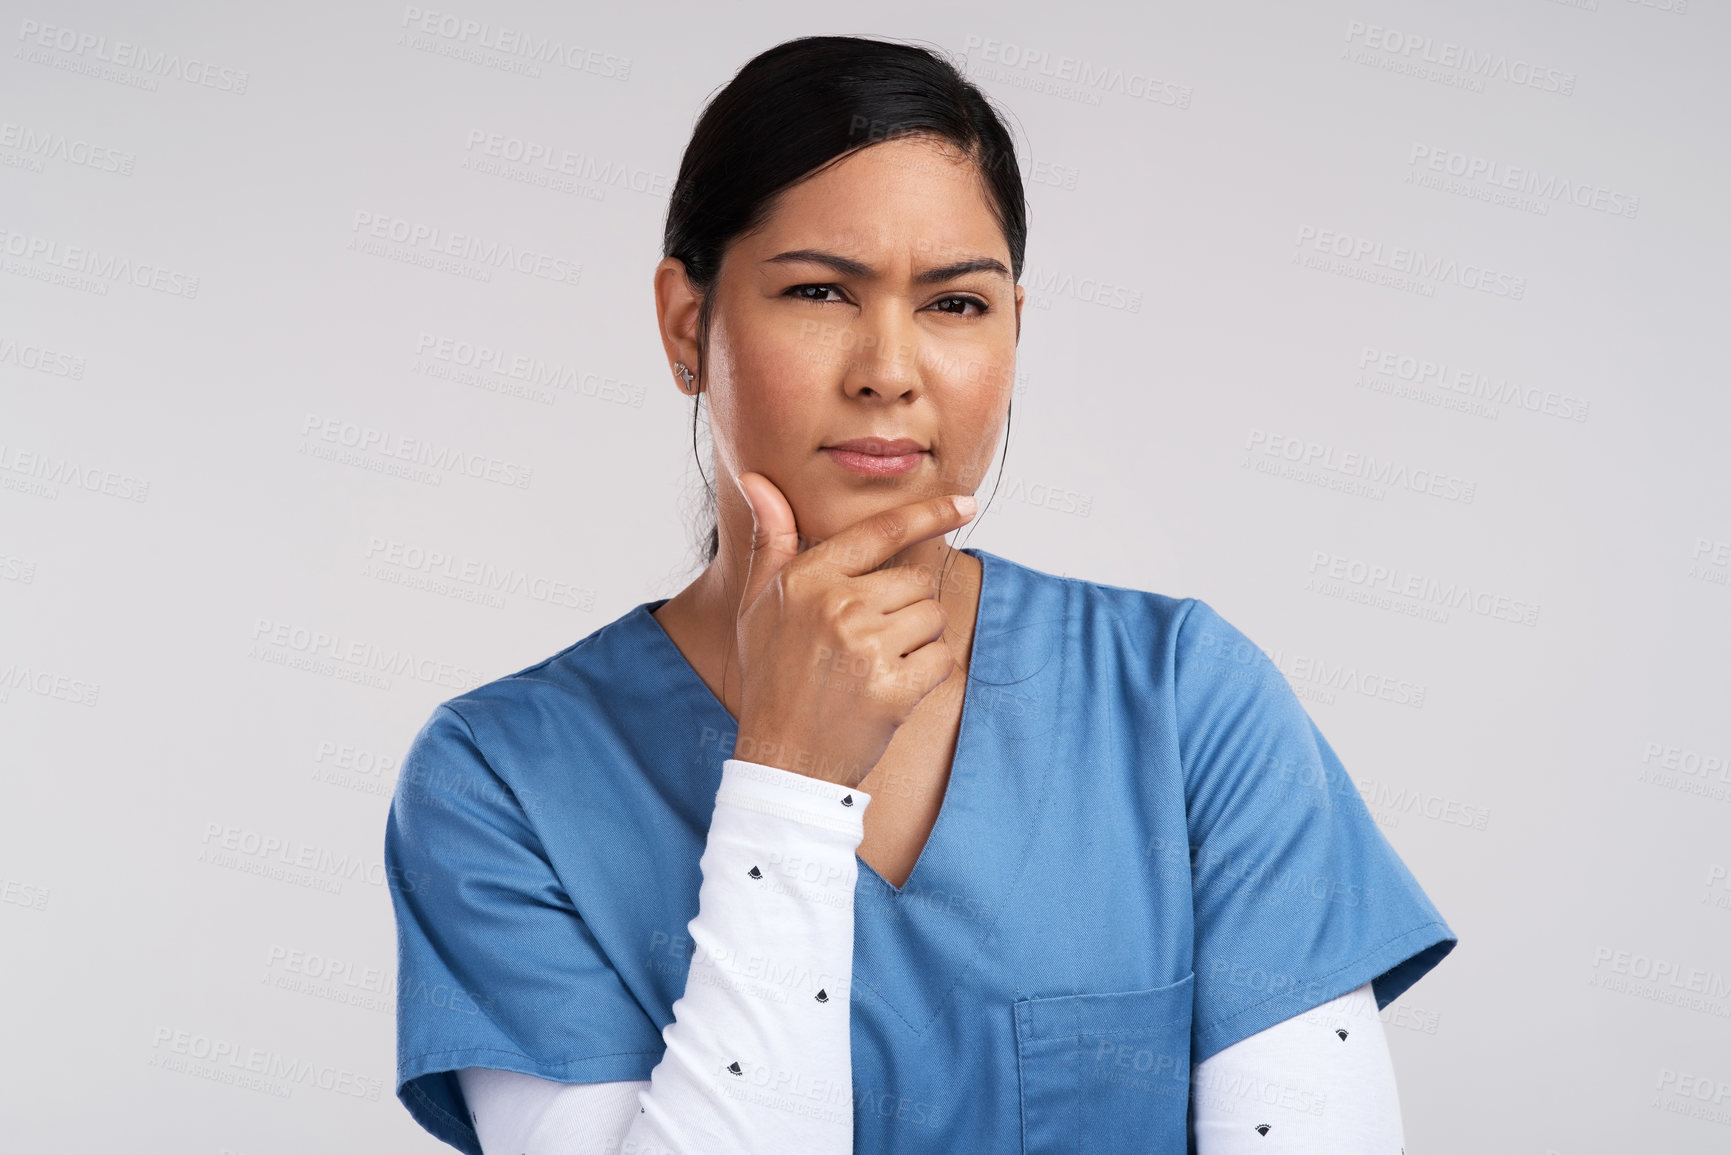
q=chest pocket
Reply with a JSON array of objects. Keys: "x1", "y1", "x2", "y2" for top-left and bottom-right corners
[{"x1": 1013, "y1": 971, "x2": 1195, "y2": 1154}]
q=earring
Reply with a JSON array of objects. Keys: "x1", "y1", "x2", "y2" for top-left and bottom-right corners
[{"x1": 673, "y1": 361, "x2": 698, "y2": 393}]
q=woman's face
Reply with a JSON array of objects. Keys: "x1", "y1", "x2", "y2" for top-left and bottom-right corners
[{"x1": 659, "y1": 134, "x2": 1024, "y2": 550}]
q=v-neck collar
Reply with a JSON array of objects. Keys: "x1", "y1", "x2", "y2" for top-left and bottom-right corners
[
  {"x1": 632, "y1": 546, "x2": 1066, "y2": 1035},
  {"x1": 634, "y1": 549, "x2": 995, "y2": 893}
]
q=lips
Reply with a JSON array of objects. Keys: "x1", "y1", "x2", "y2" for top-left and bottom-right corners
[
  {"x1": 820, "y1": 437, "x2": 928, "y2": 478},
  {"x1": 824, "y1": 437, "x2": 926, "y2": 456}
]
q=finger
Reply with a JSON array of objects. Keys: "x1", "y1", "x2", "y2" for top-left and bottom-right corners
[
  {"x1": 849, "y1": 563, "x2": 950, "y2": 614},
  {"x1": 735, "y1": 471, "x2": 801, "y2": 610},
  {"x1": 877, "y1": 597, "x2": 948, "y2": 659},
  {"x1": 808, "y1": 493, "x2": 977, "y2": 579},
  {"x1": 885, "y1": 634, "x2": 957, "y2": 705}
]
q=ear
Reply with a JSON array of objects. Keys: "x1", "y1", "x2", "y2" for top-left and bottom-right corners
[
  {"x1": 1013, "y1": 282, "x2": 1025, "y2": 342},
  {"x1": 654, "y1": 257, "x2": 704, "y2": 388}
]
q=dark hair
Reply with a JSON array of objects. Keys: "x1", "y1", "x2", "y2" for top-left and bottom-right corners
[{"x1": 663, "y1": 34, "x2": 1027, "y2": 566}]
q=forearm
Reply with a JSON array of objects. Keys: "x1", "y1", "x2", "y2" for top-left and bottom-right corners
[
  {"x1": 1191, "y1": 982, "x2": 1404, "y2": 1153},
  {"x1": 460, "y1": 757, "x2": 869, "y2": 1154}
]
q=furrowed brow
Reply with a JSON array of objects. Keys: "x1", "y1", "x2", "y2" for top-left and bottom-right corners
[
  {"x1": 764, "y1": 250, "x2": 1011, "y2": 285},
  {"x1": 914, "y1": 257, "x2": 1011, "y2": 285},
  {"x1": 763, "y1": 250, "x2": 874, "y2": 278}
]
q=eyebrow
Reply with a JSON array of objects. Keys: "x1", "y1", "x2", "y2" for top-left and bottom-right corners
[{"x1": 764, "y1": 248, "x2": 1012, "y2": 285}]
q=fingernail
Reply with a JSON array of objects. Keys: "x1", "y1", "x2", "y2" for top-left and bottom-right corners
[{"x1": 953, "y1": 494, "x2": 978, "y2": 518}]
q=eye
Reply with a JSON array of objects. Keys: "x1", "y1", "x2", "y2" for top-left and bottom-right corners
[
  {"x1": 786, "y1": 283, "x2": 846, "y2": 303},
  {"x1": 929, "y1": 295, "x2": 989, "y2": 317}
]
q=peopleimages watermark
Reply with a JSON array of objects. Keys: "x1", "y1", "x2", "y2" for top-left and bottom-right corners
[
  {"x1": 348, "y1": 211, "x2": 582, "y2": 287},
  {"x1": 1356, "y1": 346, "x2": 1590, "y2": 423},
  {"x1": 1184, "y1": 622, "x2": 1433, "y2": 715},
  {"x1": 248, "y1": 616, "x2": 488, "y2": 692},
  {"x1": 1294, "y1": 225, "x2": 1526, "y2": 300},
  {"x1": 1, "y1": 876, "x2": 51, "y2": 911},
  {"x1": 1688, "y1": 536, "x2": 1730, "y2": 591},
  {"x1": 311, "y1": 739, "x2": 398, "y2": 799},
  {"x1": 1356, "y1": 779, "x2": 1490, "y2": 832},
  {"x1": 462, "y1": 129, "x2": 671, "y2": 199},
  {"x1": 262, "y1": 956, "x2": 389, "y2": 1016},
  {"x1": 198, "y1": 821, "x2": 432, "y2": 898},
  {"x1": 265, "y1": 944, "x2": 385, "y2": 998},
  {"x1": 1305, "y1": 550, "x2": 1541, "y2": 627},
  {"x1": 147, "y1": 1026, "x2": 383, "y2": 1100},
  {"x1": 1146, "y1": 835, "x2": 1375, "y2": 910},
  {"x1": 1263, "y1": 648, "x2": 1427, "y2": 709},
  {"x1": 398, "y1": 6, "x2": 631, "y2": 79},
  {"x1": 1342, "y1": 20, "x2": 1576, "y2": 96},
  {"x1": 1188, "y1": 1065, "x2": 1322, "y2": 1119},
  {"x1": 0, "y1": 442, "x2": 148, "y2": 502},
  {"x1": 0, "y1": 332, "x2": 86, "y2": 378},
  {"x1": 0, "y1": 552, "x2": 37, "y2": 584},
  {"x1": 1244, "y1": 429, "x2": 1477, "y2": 504},
  {"x1": 15, "y1": 19, "x2": 250, "y2": 93},
  {"x1": 1637, "y1": 739, "x2": 1731, "y2": 804},
  {"x1": 1022, "y1": 263, "x2": 1143, "y2": 312},
  {"x1": 299, "y1": 413, "x2": 533, "y2": 489},
  {"x1": 362, "y1": 536, "x2": 596, "y2": 611},
  {"x1": 1588, "y1": 946, "x2": 1731, "y2": 1016},
  {"x1": 1706, "y1": 864, "x2": 1731, "y2": 913},
  {"x1": 1406, "y1": 144, "x2": 1639, "y2": 220},
  {"x1": 0, "y1": 120, "x2": 135, "y2": 175},
  {"x1": 0, "y1": 226, "x2": 200, "y2": 297},
  {"x1": 957, "y1": 34, "x2": 1192, "y2": 109},
  {"x1": 1029, "y1": 158, "x2": 1081, "y2": 191},
  {"x1": 1653, "y1": 1068, "x2": 1731, "y2": 1128},
  {"x1": 0, "y1": 660, "x2": 100, "y2": 707},
  {"x1": 412, "y1": 332, "x2": 644, "y2": 408}
]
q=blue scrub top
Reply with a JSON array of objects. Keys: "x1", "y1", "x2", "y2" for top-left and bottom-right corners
[{"x1": 386, "y1": 546, "x2": 1457, "y2": 1154}]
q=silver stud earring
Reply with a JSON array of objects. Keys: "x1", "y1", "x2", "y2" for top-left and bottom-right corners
[{"x1": 673, "y1": 361, "x2": 697, "y2": 393}]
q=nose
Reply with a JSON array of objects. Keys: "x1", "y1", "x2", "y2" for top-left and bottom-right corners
[{"x1": 840, "y1": 302, "x2": 920, "y2": 402}]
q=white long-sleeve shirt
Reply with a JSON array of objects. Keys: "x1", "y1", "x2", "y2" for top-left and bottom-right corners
[{"x1": 457, "y1": 758, "x2": 1406, "y2": 1153}]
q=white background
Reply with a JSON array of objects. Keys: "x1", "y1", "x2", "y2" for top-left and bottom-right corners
[{"x1": 2, "y1": 0, "x2": 1728, "y2": 1151}]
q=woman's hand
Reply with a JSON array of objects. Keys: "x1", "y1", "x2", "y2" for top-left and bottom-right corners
[{"x1": 730, "y1": 471, "x2": 978, "y2": 789}]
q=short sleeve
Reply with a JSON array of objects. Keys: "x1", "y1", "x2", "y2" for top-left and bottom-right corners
[
  {"x1": 1173, "y1": 599, "x2": 1458, "y2": 1065},
  {"x1": 384, "y1": 704, "x2": 664, "y2": 1155}
]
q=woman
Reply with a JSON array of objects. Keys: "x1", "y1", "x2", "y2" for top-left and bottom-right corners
[{"x1": 386, "y1": 34, "x2": 1456, "y2": 1155}]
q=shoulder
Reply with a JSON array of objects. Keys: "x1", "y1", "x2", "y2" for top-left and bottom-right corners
[
  {"x1": 442, "y1": 601, "x2": 658, "y2": 723},
  {"x1": 974, "y1": 549, "x2": 1283, "y2": 686},
  {"x1": 401, "y1": 600, "x2": 667, "y2": 782},
  {"x1": 390, "y1": 601, "x2": 687, "y2": 845},
  {"x1": 973, "y1": 547, "x2": 1197, "y2": 638}
]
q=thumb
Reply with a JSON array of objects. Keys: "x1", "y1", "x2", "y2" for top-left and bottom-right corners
[{"x1": 734, "y1": 471, "x2": 800, "y2": 609}]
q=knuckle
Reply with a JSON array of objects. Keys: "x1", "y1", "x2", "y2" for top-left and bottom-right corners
[
  {"x1": 831, "y1": 614, "x2": 866, "y2": 655},
  {"x1": 872, "y1": 510, "x2": 909, "y2": 543},
  {"x1": 820, "y1": 587, "x2": 855, "y2": 622}
]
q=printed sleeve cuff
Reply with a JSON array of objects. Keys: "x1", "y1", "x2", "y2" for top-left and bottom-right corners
[{"x1": 717, "y1": 758, "x2": 872, "y2": 838}]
